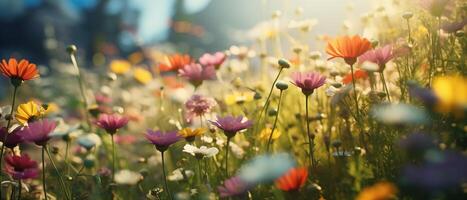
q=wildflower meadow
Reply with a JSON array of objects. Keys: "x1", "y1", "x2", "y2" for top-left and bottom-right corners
[{"x1": 0, "y1": 0, "x2": 466, "y2": 199}]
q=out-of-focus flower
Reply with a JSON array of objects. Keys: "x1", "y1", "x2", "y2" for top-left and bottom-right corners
[
  {"x1": 229, "y1": 142, "x2": 245, "y2": 159},
  {"x1": 114, "y1": 134, "x2": 136, "y2": 145},
  {"x1": 19, "y1": 119, "x2": 56, "y2": 146},
  {"x1": 114, "y1": 170, "x2": 142, "y2": 185},
  {"x1": 419, "y1": 0, "x2": 453, "y2": 17},
  {"x1": 133, "y1": 68, "x2": 153, "y2": 84},
  {"x1": 356, "y1": 182, "x2": 397, "y2": 200},
  {"x1": 185, "y1": 95, "x2": 216, "y2": 122},
  {"x1": 110, "y1": 60, "x2": 131, "y2": 74},
  {"x1": 178, "y1": 63, "x2": 216, "y2": 87},
  {"x1": 237, "y1": 153, "x2": 295, "y2": 184},
  {"x1": 199, "y1": 52, "x2": 226, "y2": 69},
  {"x1": 342, "y1": 69, "x2": 368, "y2": 85},
  {"x1": 224, "y1": 91, "x2": 255, "y2": 105},
  {"x1": 77, "y1": 133, "x2": 102, "y2": 150},
  {"x1": 218, "y1": 176, "x2": 250, "y2": 198},
  {"x1": 51, "y1": 119, "x2": 81, "y2": 140},
  {"x1": 183, "y1": 144, "x2": 219, "y2": 158},
  {"x1": 0, "y1": 58, "x2": 39, "y2": 86},
  {"x1": 275, "y1": 167, "x2": 308, "y2": 192},
  {"x1": 159, "y1": 54, "x2": 192, "y2": 72},
  {"x1": 371, "y1": 103, "x2": 428, "y2": 125},
  {"x1": 290, "y1": 72, "x2": 326, "y2": 96},
  {"x1": 0, "y1": 127, "x2": 23, "y2": 149},
  {"x1": 325, "y1": 86, "x2": 339, "y2": 97},
  {"x1": 432, "y1": 76, "x2": 467, "y2": 115},
  {"x1": 209, "y1": 115, "x2": 252, "y2": 138},
  {"x1": 168, "y1": 168, "x2": 194, "y2": 181},
  {"x1": 326, "y1": 35, "x2": 372, "y2": 65},
  {"x1": 145, "y1": 130, "x2": 181, "y2": 152},
  {"x1": 15, "y1": 100, "x2": 43, "y2": 125},
  {"x1": 95, "y1": 114, "x2": 129, "y2": 135},
  {"x1": 288, "y1": 19, "x2": 318, "y2": 32},
  {"x1": 441, "y1": 19, "x2": 467, "y2": 33},
  {"x1": 5, "y1": 153, "x2": 39, "y2": 180},
  {"x1": 359, "y1": 45, "x2": 394, "y2": 72},
  {"x1": 179, "y1": 127, "x2": 205, "y2": 142},
  {"x1": 408, "y1": 82, "x2": 438, "y2": 106},
  {"x1": 259, "y1": 127, "x2": 281, "y2": 140},
  {"x1": 398, "y1": 132, "x2": 436, "y2": 158},
  {"x1": 0, "y1": 106, "x2": 11, "y2": 121}
]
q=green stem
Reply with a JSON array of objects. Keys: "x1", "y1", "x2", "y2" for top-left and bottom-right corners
[
  {"x1": 380, "y1": 72, "x2": 391, "y2": 102},
  {"x1": 161, "y1": 151, "x2": 172, "y2": 200},
  {"x1": 111, "y1": 134, "x2": 116, "y2": 181},
  {"x1": 266, "y1": 90, "x2": 283, "y2": 152},
  {"x1": 69, "y1": 52, "x2": 91, "y2": 127},
  {"x1": 197, "y1": 158, "x2": 202, "y2": 186},
  {"x1": 305, "y1": 95, "x2": 316, "y2": 169},
  {"x1": 255, "y1": 68, "x2": 283, "y2": 133},
  {"x1": 349, "y1": 64, "x2": 365, "y2": 145},
  {"x1": 17, "y1": 180, "x2": 21, "y2": 200},
  {"x1": 42, "y1": 147, "x2": 48, "y2": 200},
  {"x1": 45, "y1": 146, "x2": 71, "y2": 200},
  {"x1": 0, "y1": 86, "x2": 18, "y2": 195},
  {"x1": 225, "y1": 137, "x2": 231, "y2": 177}
]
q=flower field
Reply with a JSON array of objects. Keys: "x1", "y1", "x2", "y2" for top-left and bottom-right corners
[{"x1": 0, "y1": 0, "x2": 466, "y2": 199}]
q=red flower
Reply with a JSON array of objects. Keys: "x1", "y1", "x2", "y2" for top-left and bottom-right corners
[
  {"x1": 342, "y1": 69, "x2": 368, "y2": 84},
  {"x1": 5, "y1": 153, "x2": 39, "y2": 180},
  {"x1": 275, "y1": 167, "x2": 308, "y2": 192}
]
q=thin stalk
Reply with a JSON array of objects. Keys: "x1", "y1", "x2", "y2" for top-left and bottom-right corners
[
  {"x1": 111, "y1": 134, "x2": 116, "y2": 181},
  {"x1": 65, "y1": 140, "x2": 70, "y2": 176},
  {"x1": 17, "y1": 180, "x2": 21, "y2": 200},
  {"x1": 0, "y1": 85, "x2": 18, "y2": 197},
  {"x1": 42, "y1": 147, "x2": 48, "y2": 200},
  {"x1": 161, "y1": 152, "x2": 172, "y2": 200},
  {"x1": 349, "y1": 64, "x2": 365, "y2": 145},
  {"x1": 256, "y1": 68, "x2": 284, "y2": 133},
  {"x1": 197, "y1": 158, "x2": 202, "y2": 186},
  {"x1": 305, "y1": 95, "x2": 316, "y2": 169},
  {"x1": 45, "y1": 146, "x2": 71, "y2": 200},
  {"x1": 266, "y1": 90, "x2": 283, "y2": 152},
  {"x1": 69, "y1": 52, "x2": 91, "y2": 127},
  {"x1": 225, "y1": 137, "x2": 231, "y2": 177},
  {"x1": 380, "y1": 72, "x2": 391, "y2": 102}
]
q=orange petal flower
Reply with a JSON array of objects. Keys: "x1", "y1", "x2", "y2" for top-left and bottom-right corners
[
  {"x1": 326, "y1": 35, "x2": 372, "y2": 65},
  {"x1": 275, "y1": 167, "x2": 308, "y2": 192},
  {"x1": 159, "y1": 54, "x2": 192, "y2": 72},
  {"x1": 343, "y1": 69, "x2": 368, "y2": 84},
  {"x1": 0, "y1": 58, "x2": 39, "y2": 82}
]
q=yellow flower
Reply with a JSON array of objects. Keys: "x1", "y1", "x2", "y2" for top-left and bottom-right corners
[
  {"x1": 15, "y1": 101, "x2": 43, "y2": 125},
  {"x1": 110, "y1": 60, "x2": 131, "y2": 74},
  {"x1": 224, "y1": 92, "x2": 255, "y2": 105},
  {"x1": 133, "y1": 68, "x2": 153, "y2": 84},
  {"x1": 179, "y1": 128, "x2": 205, "y2": 142},
  {"x1": 259, "y1": 127, "x2": 281, "y2": 140},
  {"x1": 356, "y1": 182, "x2": 397, "y2": 200},
  {"x1": 432, "y1": 76, "x2": 467, "y2": 115}
]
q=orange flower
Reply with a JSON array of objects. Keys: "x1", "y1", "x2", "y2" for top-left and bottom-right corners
[
  {"x1": 159, "y1": 54, "x2": 192, "y2": 72},
  {"x1": 275, "y1": 167, "x2": 308, "y2": 192},
  {"x1": 0, "y1": 58, "x2": 39, "y2": 85},
  {"x1": 356, "y1": 181, "x2": 397, "y2": 200},
  {"x1": 326, "y1": 35, "x2": 372, "y2": 65},
  {"x1": 342, "y1": 69, "x2": 368, "y2": 84}
]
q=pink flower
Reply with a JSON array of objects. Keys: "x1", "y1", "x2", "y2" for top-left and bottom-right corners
[
  {"x1": 5, "y1": 153, "x2": 39, "y2": 180},
  {"x1": 359, "y1": 45, "x2": 395, "y2": 71},
  {"x1": 178, "y1": 63, "x2": 216, "y2": 87},
  {"x1": 0, "y1": 126, "x2": 24, "y2": 149},
  {"x1": 209, "y1": 115, "x2": 252, "y2": 138},
  {"x1": 290, "y1": 72, "x2": 326, "y2": 96},
  {"x1": 145, "y1": 130, "x2": 181, "y2": 152},
  {"x1": 199, "y1": 52, "x2": 226, "y2": 69},
  {"x1": 185, "y1": 95, "x2": 217, "y2": 122},
  {"x1": 95, "y1": 114, "x2": 129, "y2": 135},
  {"x1": 19, "y1": 119, "x2": 56, "y2": 146},
  {"x1": 218, "y1": 176, "x2": 250, "y2": 198}
]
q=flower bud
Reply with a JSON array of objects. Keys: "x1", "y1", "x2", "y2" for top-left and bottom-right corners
[
  {"x1": 66, "y1": 45, "x2": 77, "y2": 55},
  {"x1": 254, "y1": 92, "x2": 262, "y2": 100},
  {"x1": 275, "y1": 81, "x2": 288, "y2": 90},
  {"x1": 370, "y1": 40, "x2": 379, "y2": 48},
  {"x1": 268, "y1": 108, "x2": 278, "y2": 116},
  {"x1": 278, "y1": 59, "x2": 291, "y2": 69},
  {"x1": 455, "y1": 30, "x2": 464, "y2": 37},
  {"x1": 402, "y1": 12, "x2": 413, "y2": 19}
]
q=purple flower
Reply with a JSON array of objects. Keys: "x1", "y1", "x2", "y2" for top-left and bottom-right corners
[
  {"x1": 359, "y1": 44, "x2": 395, "y2": 71},
  {"x1": 399, "y1": 132, "x2": 436, "y2": 158},
  {"x1": 145, "y1": 130, "x2": 181, "y2": 152},
  {"x1": 199, "y1": 52, "x2": 226, "y2": 69},
  {"x1": 185, "y1": 95, "x2": 217, "y2": 122},
  {"x1": 209, "y1": 115, "x2": 252, "y2": 138},
  {"x1": 5, "y1": 153, "x2": 39, "y2": 180},
  {"x1": 441, "y1": 19, "x2": 467, "y2": 33},
  {"x1": 408, "y1": 82, "x2": 438, "y2": 106},
  {"x1": 290, "y1": 72, "x2": 326, "y2": 96},
  {"x1": 95, "y1": 114, "x2": 129, "y2": 135},
  {"x1": 19, "y1": 119, "x2": 56, "y2": 146},
  {"x1": 217, "y1": 176, "x2": 250, "y2": 198},
  {"x1": 0, "y1": 127, "x2": 24, "y2": 149},
  {"x1": 178, "y1": 63, "x2": 216, "y2": 87}
]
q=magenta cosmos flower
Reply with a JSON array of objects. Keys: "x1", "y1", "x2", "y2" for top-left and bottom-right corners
[
  {"x1": 209, "y1": 115, "x2": 252, "y2": 138},
  {"x1": 19, "y1": 119, "x2": 56, "y2": 146},
  {"x1": 95, "y1": 114, "x2": 129, "y2": 135},
  {"x1": 185, "y1": 94, "x2": 217, "y2": 122},
  {"x1": 199, "y1": 52, "x2": 226, "y2": 69},
  {"x1": 145, "y1": 130, "x2": 181, "y2": 152},
  {"x1": 290, "y1": 72, "x2": 326, "y2": 96},
  {"x1": 0, "y1": 127, "x2": 24, "y2": 149},
  {"x1": 178, "y1": 63, "x2": 216, "y2": 87},
  {"x1": 218, "y1": 176, "x2": 250, "y2": 198},
  {"x1": 359, "y1": 44, "x2": 395, "y2": 72},
  {"x1": 5, "y1": 153, "x2": 39, "y2": 180}
]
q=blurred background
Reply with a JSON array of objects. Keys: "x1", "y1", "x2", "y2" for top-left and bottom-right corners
[{"x1": 0, "y1": 0, "x2": 370, "y2": 64}]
